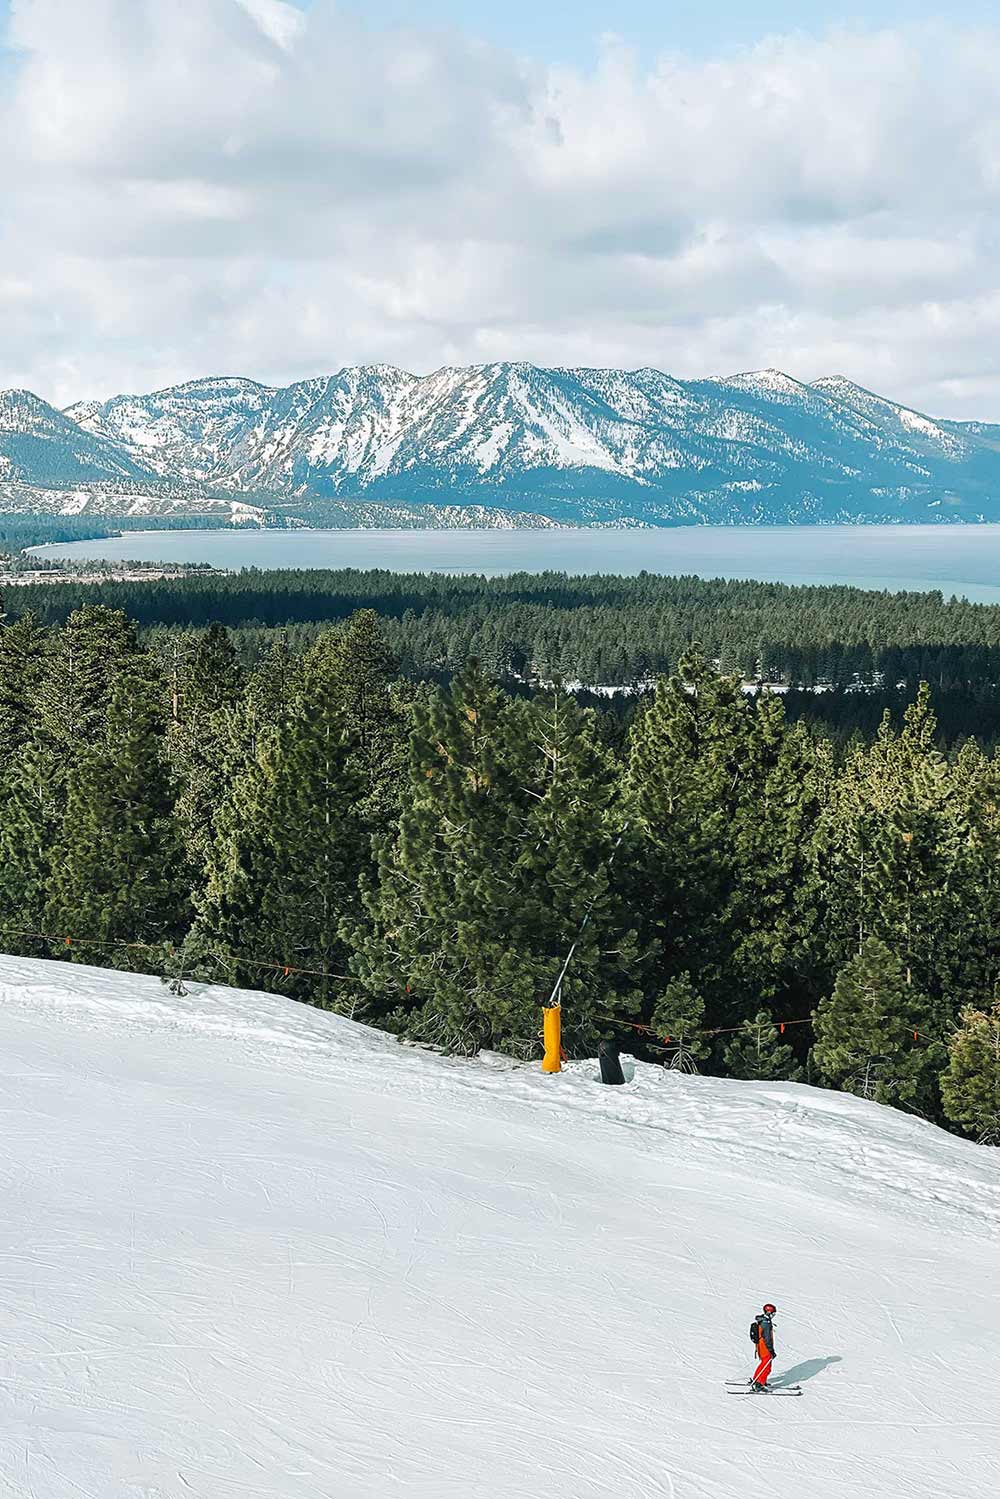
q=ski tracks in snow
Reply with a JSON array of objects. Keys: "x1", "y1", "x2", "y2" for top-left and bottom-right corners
[{"x1": 2, "y1": 958, "x2": 1000, "y2": 1497}]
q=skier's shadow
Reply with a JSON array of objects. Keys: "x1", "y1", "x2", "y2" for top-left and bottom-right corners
[{"x1": 772, "y1": 1355, "x2": 842, "y2": 1388}]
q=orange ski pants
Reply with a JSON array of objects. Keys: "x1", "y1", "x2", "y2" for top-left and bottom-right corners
[{"x1": 753, "y1": 1338, "x2": 774, "y2": 1386}]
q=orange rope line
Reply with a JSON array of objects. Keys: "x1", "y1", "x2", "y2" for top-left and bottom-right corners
[
  {"x1": 1, "y1": 928, "x2": 353, "y2": 983},
  {"x1": 596, "y1": 1011, "x2": 812, "y2": 1042},
  {"x1": 597, "y1": 1011, "x2": 944, "y2": 1046},
  {"x1": 1, "y1": 929, "x2": 950, "y2": 1047}
]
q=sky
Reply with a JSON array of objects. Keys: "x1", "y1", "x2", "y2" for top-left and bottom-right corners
[
  {"x1": 3, "y1": 0, "x2": 1000, "y2": 416},
  {"x1": 357, "y1": 0, "x2": 1000, "y2": 65}
]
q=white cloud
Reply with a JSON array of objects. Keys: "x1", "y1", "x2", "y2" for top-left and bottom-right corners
[
  {"x1": 236, "y1": 0, "x2": 303, "y2": 52},
  {"x1": 2, "y1": 2, "x2": 1000, "y2": 414}
]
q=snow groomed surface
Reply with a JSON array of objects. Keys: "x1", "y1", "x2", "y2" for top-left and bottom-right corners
[{"x1": 1, "y1": 954, "x2": 999, "y2": 1498}]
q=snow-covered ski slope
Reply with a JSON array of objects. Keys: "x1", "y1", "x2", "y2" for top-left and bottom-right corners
[{"x1": 2, "y1": 956, "x2": 999, "y2": 1499}]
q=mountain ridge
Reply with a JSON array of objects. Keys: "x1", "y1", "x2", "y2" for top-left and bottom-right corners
[{"x1": 2, "y1": 363, "x2": 999, "y2": 525}]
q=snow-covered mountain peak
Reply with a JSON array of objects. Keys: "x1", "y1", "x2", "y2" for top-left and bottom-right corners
[
  {"x1": 335, "y1": 362, "x2": 417, "y2": 387},
  {"x1": 717, "y1": 368, "x2": 812, "y2": 399},
  {"x1": 0, "y1": 388, "x2": 151, "y2": 485},
  {"x1": 811, "y1": 375, "x2": 966, "y2": 455},
  {"x1": 66, "y1": 375, "x2": 280, "y2": 483},
  {"x1": 0, "y1": 386, "x2": 46, "y2": 404},
  {"x1": 810, "y1": 374, "x2": 874, "y2": 400},
  {"x1": 0, "y1": 388, "x2": 65, "y2": 429},
  {"x1": 7, "y1": 362, "x2": 1000, "y2": 523},
  {"x1": 151, "y1": 375, "x2": 274, "y2": 400}
]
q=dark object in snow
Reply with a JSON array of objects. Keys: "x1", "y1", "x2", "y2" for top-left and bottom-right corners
[{"x1": 599, "y1": 1039, "x2": 625, "y2": 1085}]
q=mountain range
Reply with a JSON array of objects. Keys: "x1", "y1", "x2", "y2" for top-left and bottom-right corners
[{"x1": 3, "y1": 364, "x2": 1000, "y2": 526}]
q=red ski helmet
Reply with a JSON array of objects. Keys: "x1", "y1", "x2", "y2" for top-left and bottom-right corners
[{"x1": 762, "y1": 1303, "x2": 777, "y2": 1314}]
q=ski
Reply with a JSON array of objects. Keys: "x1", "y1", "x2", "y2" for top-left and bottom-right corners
[
  {"x1": 725, "y1": 1380, "x2": 800, "y2": 1390},
  {"x1": 726, "y1": 1386, "x2": 802, "y2": 1397}
]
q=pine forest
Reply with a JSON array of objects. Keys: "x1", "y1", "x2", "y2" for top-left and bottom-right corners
[{"x1": 2, "y1": 581, "x2": 999, "y2": 1144}]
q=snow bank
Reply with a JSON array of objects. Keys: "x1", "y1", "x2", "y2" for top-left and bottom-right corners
[{"x1": 1, "y1": 954, "x2": 998, "y2": 1498}]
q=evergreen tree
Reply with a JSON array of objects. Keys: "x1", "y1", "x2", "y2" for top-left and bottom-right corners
[
  {"x1": 44, "y1": 665, "x2": 190, "y2": 966},
  {"x1": 350, "y1": 660, "x2": 519, "y2": 1048},
  {"x1": 301, "y1": 611, "x2": 404, "y2": 826},
  {"x1": 1, "y1": 609, "x2": 159, "y2": 956},
  {"x1": 351, "y1": 670, "x2": 640, "y2": 1054},
  {"x1": 166, "y1": 623, "x2": 246, "y2": 872},
  {"x1": 504, "y1": 690, "x2": 643, "y2": 1053},
  {"x1": 941, "y1": 999, "x2": 1000, "y2": 1142},
  {"x1": 197, "y1": 644, "x2": 366, "y2": 1007},
  {"x1": 626, "y1": 649, "x2": 754, "y2": 1019},
  {"x1": 217, "y1": 634, "x2": 296, "y2": 779},
  {"x1": 627, "y1": 653, "x2": 825, "y2": 1033},
  {"x1": 813, "y1": 687, "x2": 969, "y2": 1027},
  {"x1": 157, "y1": 922, "x2": 235, "y2": 997},
  {"x1": 721, "y1": 1009, "x2": 804, "y2": 1082},
  {"x1": 0, "y1": 739, "x2": 64, "y2": 953},
  {"x1": 650, "y1": 973, "x2": 707, "y2": 1071},
  {"x1": 812, "y1": 938, "x2": 941, "y2": 1107},
  {"x1": 0, "y1": 612, "x2": 55, "y2": 951},
  {"x1": 0, "y1": 612, "x2": 49, "y2": 764},
  {"x1": 35, "y1": 604, "x2": 145, "y2": 767},
  {"x1": 947, "y1": 740, "x2": 1000, "y2": 1009},
  {"x1": 727, "y1": 709, "x2": 832, "y2": 1013}
]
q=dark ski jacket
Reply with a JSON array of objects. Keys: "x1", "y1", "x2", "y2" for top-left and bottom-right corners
[{"x1": 755, "y1": 1312, "x2": 775, "y2": 1357}]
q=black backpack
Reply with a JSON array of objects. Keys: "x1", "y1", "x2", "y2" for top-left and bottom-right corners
[{"x1": 749, "y1": 1319, "x2": 760, "y2": 1344}]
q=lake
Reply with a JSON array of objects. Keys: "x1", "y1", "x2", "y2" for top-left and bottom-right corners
[{"x1": 31, "y1": 524, "x2": 1000, "y2": 603}]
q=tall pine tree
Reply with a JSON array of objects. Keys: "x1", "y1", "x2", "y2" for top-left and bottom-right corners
[
  {"x1": 626, "y1": 649, "x2": 753, "y2": 1020},
  {"x1": 627, "y1": 653, "x2": 823, "y2": 1032},
  {"x1": 941, "y1": 999, "x2": 1000, "y2": 1142},
  {"x1": 0, "y1": 738, "x2": 64, "y2": 953},
  {"x1": 44, "y1": 663, "x2": 190, "y2": 966},
  {"x1": 813, "y1": 686, "x2": 969, "y2": 1037},
  {"x1": 504, "y1": 689, "x2": 643, "y2": 1053},
  {"x1": 216, "y1": 635, "x2": 297, "y2": 783},
  {"x1": 947, "y1": 739, "x2": 1000, "y2": 1011},
  {"x1": 166, "y1": 623, "x2": 245, "y2": 872},
  {"x1": 0, "y1": 612, "x2": 49, "y2": 764},
  {"x1": 35, "y1": 604, "x2": 145, "y2": 765},
  {"x1": 196, "y1": 643, "x2": 366, "y2": 1007},
  {"x1": 300, "y1": 611, "x2": 404, "y2": 826},
  {"x1": 812, "y1": 937, "x2": 941, "y2": 1108},
  {"x1": 727, "y1": 713, "x2": 832, "y2": 1015},
  {"x1": 651, "y1": 973, "x2": 708, "y2": 1071},
  {"x1": 1, "y1": 606, "x2": 147, "y2": 953},
  {"x1": 351, "y1": 670, "x2": 640, "y2": 1054},
  {"x1": 721, "y1": 1009, "x2": 804, "y2": 1082}
]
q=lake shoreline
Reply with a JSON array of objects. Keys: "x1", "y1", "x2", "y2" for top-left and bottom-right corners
[
  {"x1": 29, "y1": 514, "x2": 1000, "y2": 557},
  {"x1": 27, "y1": 523, "x2": 1000, "y2": 604}
]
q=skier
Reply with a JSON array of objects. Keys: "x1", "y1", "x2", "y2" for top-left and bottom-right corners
[{"x1": 750, "y1": 1303, "x2": 777, "y2": 1389}]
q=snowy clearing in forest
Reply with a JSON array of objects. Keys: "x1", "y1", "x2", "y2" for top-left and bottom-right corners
[{"x1": 1, "y1": 954, "x2": 999, "y2": 1498}]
